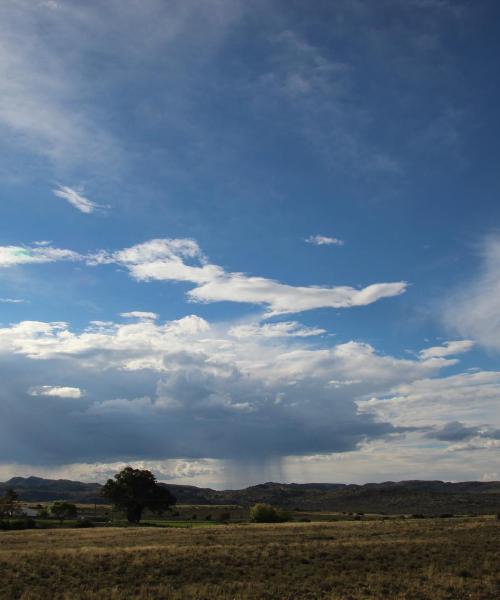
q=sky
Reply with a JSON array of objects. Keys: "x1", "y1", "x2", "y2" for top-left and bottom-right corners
[{"x1": 1, "y1": 0, "x2": 500, "y2": 488}]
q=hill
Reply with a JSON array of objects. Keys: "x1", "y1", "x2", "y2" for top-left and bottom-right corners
[{"x1": 1, "y1": 476, "x2": 499, "y2": 515}]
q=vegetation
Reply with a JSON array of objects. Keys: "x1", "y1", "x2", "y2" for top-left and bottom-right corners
[
  {"x1": 0, "y1": 488, "x2": 19, "y2": 517},
  {"x1": 250, "y1": 503, "x2": 290, "y2": 523},
  {"x1": 101, "y1": 467, "x2": 176, "y2": 523},
  {"x1": 2, "y1": 476, "x2": 500, "y2": 514},
  {"x1": 0, "y1": 517, "x2": 498, "y2": 599},
  {"x1": 48, "y1": 501, "x2": 78, "y2": 524}
]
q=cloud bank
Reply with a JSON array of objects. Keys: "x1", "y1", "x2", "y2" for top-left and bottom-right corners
[{"x1": 0, "y1": 313, "x2": 489, "y2": 469}]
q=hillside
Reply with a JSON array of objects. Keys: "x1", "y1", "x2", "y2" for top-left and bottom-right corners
[{"x1": 2, "y1": 476, "x2": 500, "y2": 515}]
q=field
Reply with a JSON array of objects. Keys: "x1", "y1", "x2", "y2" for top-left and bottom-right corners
[{"x1": 0, "y1": 517, "x2": 498, "y2": 600}]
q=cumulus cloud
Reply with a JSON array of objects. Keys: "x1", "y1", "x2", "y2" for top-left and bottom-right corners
[
  {"x1": 444, "y1": 236, "x2": 500, "y2": 352},
  {"x1": 0, "y1": 312, "x2": 480, "y2": 468},
  {"x1": 53, "y1": 185, "x2": 104, "y2": 214},
  {"x1": 29, "y1": 385, "x2": 84, "y2": 399},
  {"x1": 113, "y1": 238, "x2": 407, "y2": 315},
  {"x1": 305, "y1": 234, "x2": 344, "y2": 246}
]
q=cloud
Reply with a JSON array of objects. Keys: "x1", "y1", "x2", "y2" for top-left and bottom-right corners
[
  {"x1": 444, "y1": 236, "x2": 500, "y2": 352},
  {"x1": 306, "y1": 235, "x2": 344, "y2": 246},
  {"x1": 229, "y1": 321, "x2": 326, "y2": 338},
  {"x1": 53, "y1": 185, "x2": 104, "y2": 214},
  {"x1": 120, "y1": 311, "x2": 158, "y2": 321},
  {"x1": 258, "y1": 28, "x2": 401, "y2": 174},
  {"x1": 0, "y1": 314, "x2": 452, "y2": 465},
  {"x1": 0, "y1": 298, "x2": 25, "y2": 303},
  {"x1": 0, "y1": 0, "x2": 243, "y2": 176},
  {"x1": 419, "y1": 339, "x2": 474, "y2": 360},
  {"x1": 358, "y1": 370, "x2": 500, "y2": 430},
  {"x1": 114, "y1": 238, "x2": 407, "y2": 315},
  {"x1": 0, "y1": 244, "x2": 81, "y2": 268},
  {"x1": 0, "y1": 1, "x2": 119, "y2": 170},
  {"x1": 0, "y1": 311, "x2": 498, "y2": 483},
  {"x1": 29, "y1": 385, "x2": 84, "y2": 399},
  {"x1": 447, "y1": 438, "x2": 500, "y2": 452},
  {"x1": 425, "y1": 421, "x2": 500, "y2": 443}
]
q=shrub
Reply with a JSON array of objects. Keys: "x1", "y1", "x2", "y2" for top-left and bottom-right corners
[
  {"x1": 250, "y1": 503, "x2": 290, "y2": 523},
  {"x1": 217, "y1": 512, "x2": 231, "y2": 522},
  {"x1": 0, "y1": 518, "x2": 36, "y2": 531},
  {"x1": 76, "y1": 519, "x2": 95, "y2": 528}
]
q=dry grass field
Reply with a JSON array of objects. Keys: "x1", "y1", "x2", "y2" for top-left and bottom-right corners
[{"x1": 0, "y1": 517, "x2": 498, "y2": 599}]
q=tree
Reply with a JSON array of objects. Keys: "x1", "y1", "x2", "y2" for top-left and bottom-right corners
[
  {"x1": 49, "y1": 501, "x2": 77, "y2": 524},
  {"x1": 250, "y1": 503, "x2": 290, "y2": 523},
  {"x1": 101, "y1": 467, "x2": 176, "y2": 524},
  {"x1": 0, "y1": 489, "x2": 19, "y2": 517}
]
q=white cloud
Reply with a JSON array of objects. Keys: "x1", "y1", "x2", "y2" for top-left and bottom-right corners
[
  {"x1": 53, "y1": 185, "x2": 104, "y2": 214},
  {"x1": 29, "y1": 385, "x2": 84, "y2": 399},
  {"x1": 0, "y1": 236, "x2": 407, "y2": 314},
  {"x1": 358, "y1": 370, "x2": 500, "y2": 430},
  {"x1": 0, "y1": 298, "x2": 25, "y2": 303},
  {"x1": 114, "y1": 238, "x2": 407, "y2": 315},
  {"x1": 447, "y1": 438, "x2": 500, "y2": 452},
  {"x1": 419, "y1": 339, "x2": 474, "y2": 360},
  {"x1": 120, "y1": 311, "x2": 158, "y2": 321},
  {"x1": 229, "y1": 321, "x2": 326, "y2": 338},
  {"x1": 0, "y1": 244, "x2": 81, "y2": 268},
  {"x1": 306, "y1": 235, "x2": 344, "y2": 246},
  {"x1": 444, "y1": 236, "x2": 500, "y2": 352}
]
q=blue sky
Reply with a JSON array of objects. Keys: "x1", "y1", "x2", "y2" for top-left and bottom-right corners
[{"x1": 0, "y1": 0, "x2": 499, "y2": 487}]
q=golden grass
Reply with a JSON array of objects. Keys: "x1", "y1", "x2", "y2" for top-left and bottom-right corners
[{"x1": 0, "y1": 517, "x2": 498, "y2": 599}]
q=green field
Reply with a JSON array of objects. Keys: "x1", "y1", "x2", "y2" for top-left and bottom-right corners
[{"x1": 0, "y1": 517, "x2": 498, "y2": 599}]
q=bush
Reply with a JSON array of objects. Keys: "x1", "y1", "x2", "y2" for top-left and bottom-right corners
[
  {"x1": 250, "y1": 503, "x2": 290, "y2": 523},
  {"x1": 0, "y1": 518, "x2": 36, "y2": 531},
  {"x1": 76, "y1": 519, "x2": 95, "y2": 528},
  {"x1": 217, "y1": 512, "x2": 231, "y2": 522}
]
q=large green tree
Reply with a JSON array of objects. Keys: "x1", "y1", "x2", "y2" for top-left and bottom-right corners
[{"x1": 101, "y1": 467, "x2": 176, "y2": 523}]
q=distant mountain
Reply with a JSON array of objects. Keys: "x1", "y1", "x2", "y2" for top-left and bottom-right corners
[
  {"x1": 0, "y1": 476, "x2": 102, "y2": 503},
  {"x1": 2, "y1": 477, "x2": 500, "y2": 515}
]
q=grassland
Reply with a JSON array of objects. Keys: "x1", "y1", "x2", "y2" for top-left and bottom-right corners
[{"x1": 0, "y1": 517, "x2": 498, "y2": 599}]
